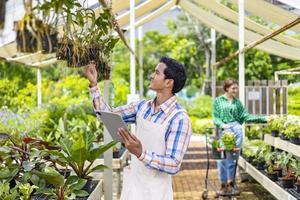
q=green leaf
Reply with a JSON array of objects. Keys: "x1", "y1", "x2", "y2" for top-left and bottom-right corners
[
  {"x1": 60, "y1": 138, "x2": 73, "y2": 157},
  {"x1": 89, "y1": 141, "x2": 117, "y2": 162},
  {"x1": 88, "y1": 164, "x2": 107, "y2": 174},
  {"x1": 65, "y1": 175, "x2": 79, "y2": 185},
  {"x1": 32, "y1": 168, "x2": 64, "y2": 187},
  {"x1": 70, "y1": 178, "x2": 87, "y2": 190},
  {"x1": 73, "y1": 189, "x2": 89, "y2": 197}
]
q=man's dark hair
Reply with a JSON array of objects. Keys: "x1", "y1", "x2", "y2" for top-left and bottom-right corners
[{"x1": 160, "y1": 57, "x2": 186, "y2": 94}]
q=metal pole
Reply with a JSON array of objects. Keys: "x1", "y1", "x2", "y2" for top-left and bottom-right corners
[
  {"x1": 37, "y1": 68, "x2": 42, "y2": 108},
  {"x1": 130, "y1": 0, "x2": 136, "y2": 96},
  {"x1": 138, "y1": 26, "x2": 143, "y2": 99},
  {"x1": 238, "y1": 0, "x2": 245, "y2": 106},
  {"x1": 211, "y1": 28, "x2": 216, "y2": 99},
  {"x1": 103, "y1": 80, "x2": 113, "y2": 200}
]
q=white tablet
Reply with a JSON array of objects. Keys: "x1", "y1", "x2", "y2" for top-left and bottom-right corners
[{"x1": 95, "y1": 111, "x2": 129, "y2": 143}]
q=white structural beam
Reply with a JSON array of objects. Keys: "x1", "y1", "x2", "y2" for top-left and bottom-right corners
[
  {"x1": 103, "y1": 80, "x2": 113, "y2": 200},
  {"x1": 180, "y1": 0, "x2": 300, "y2": 60},
  {"x1": 227, "y1": 0, "x2": 300, "y2": 33},
  {"x1": 138, "y1": 26, "x2": 143, "y2": 99},
  {"x1": 193, "y1": 0, "x2": 300, "y2": 49},
  {"x1": 130, "y1": 0, "x2": 136, "y2": 97},
  {"x1": 211, "y1": 28, "x2": 216, "y2": 100},
  {"x1": 239, "y1": 0, "x2": 245, "y2": 106},
  {"x1": 117, "y1": 0, "x2": 168, "y2": 27},
  {"x1": 37, "y1": 68, "x2": 42, "y2": 108}
]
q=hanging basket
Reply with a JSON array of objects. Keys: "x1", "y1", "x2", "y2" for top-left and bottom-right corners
[
  {"x1": 15, "y1": 15, "x2": 58, "y2": 53},
  {"x1": 0, "y1": 0, "x2": 7, "y2": 30},
  {"x1": 57, "y1": 39, "x2": 111, "y2": 81}
]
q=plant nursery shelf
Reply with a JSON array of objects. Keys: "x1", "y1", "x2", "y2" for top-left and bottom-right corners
[
  {"x1": 264, "y1": 134, "x2": 300, "y2": 157},
  {"x1": 238, "y1": 157, "x2": 297, "y2": 200}
]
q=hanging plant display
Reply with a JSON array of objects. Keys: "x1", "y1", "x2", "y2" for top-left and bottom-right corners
[
  {"x1": 15, "y1": 0, "x2": 58, "y2": 53},
  {"x1": 0, "y1": 0, "x2": 7, "y2": 30},
  {"x1": 55, "y1": 3, "x2": 119, "y2": 81}
]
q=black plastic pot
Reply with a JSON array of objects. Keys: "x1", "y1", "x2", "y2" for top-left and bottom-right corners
[
  {"x1": 41, "y1": 30, "x2": 58, "y2": 53},
  {"x1": 225, "y1": 150, "x2": 239, "y2": 160},
  {"x1": 256, "y1": 161, "x2": 265, "y2": 170},
  {"x1": 211, "y1": 148, "x2": 224, "y2": 159},
  {"x1": 280, "y1": 177, "x2": 294, "y2": 188},
  {"x1": 279, "y1": 133, "x2": 289, "y2": 141},
  {"x1": 245, "y1": 156, "x2": 255, "y2": 163},
  {"x1": 267, "y1": 172, "x2": 278, "y2": 181},
  {"x1": 83, "y1": 179, "x2": 99, "y2": 194},
  {"x1": 296, "y1": 183, "x2": 300, "y2": 193},
  {"x1": 273, "y1": 168, "x2": 283, "y2": 177},
  {"x1": 290, "y1": 137, "x2": 300, "y2": 145},
  {"x1": 271, "y1": 130, "x2": 279, "y2": 137},
  {"x1": 113, "y1": 146, "x2": 126, "y2": 158}
]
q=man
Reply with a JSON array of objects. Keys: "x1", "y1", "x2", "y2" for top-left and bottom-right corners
[{"x1": 84, "y1": 57, "x2": 192, "y2": 200}]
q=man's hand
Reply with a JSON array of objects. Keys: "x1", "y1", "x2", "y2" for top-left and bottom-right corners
[
  {"x1": 84, "y1": 61, "x2": 98, "y2": 87},
  {"x1": 117, "y1": 128, "x2": 142, "y2": 158}
]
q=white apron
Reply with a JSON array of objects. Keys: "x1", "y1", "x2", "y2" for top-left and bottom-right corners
[{"x1": 120, "y1": 106, "x2": 184, "y2": 200}]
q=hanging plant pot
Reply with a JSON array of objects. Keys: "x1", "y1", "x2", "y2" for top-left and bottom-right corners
[
  {"x1": 0, "y1": 0, "x2": 7, "y2": 30},
  {"x1": 290, "y1": 137, "x2": 300, "y2": 145},
  {"x1": 271, "y1": 130, "x2": 279, "y2": 137},
  {"x1": 224, "y1": 150, "x2": 239, "y2": 160},
  {"x1": 57, "y1": 40, "x2": 111, "y2": 81},
  {"x1": 15, "y1": 15, "x2": 58, "y2": 53},
  {"x1": 280, "y1": 177, "x2": 294, "y2": 188},
  {"x1": 279, "y1": 133, "x2": 289, "y2": 140}
]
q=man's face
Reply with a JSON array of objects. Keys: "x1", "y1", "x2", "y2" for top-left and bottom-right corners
[{"x1": 149, "y1": 62, "x2": 169, "y2": 92}]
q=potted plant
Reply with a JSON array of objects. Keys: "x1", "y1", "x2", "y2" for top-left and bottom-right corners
[
  {"x1": 221, "y1": 131, "x2": 239, "y2": 160},
  {"x1": 0, "y1": 0, "x2": 7, "y2": 30},
  {"x1": 277, "y1": 152, "x2": 295, "y2": 188},
  {"x1": 292, "y1": 160, "x2": 300, "y2": 193},
  {"x1": 15, "y1": 0, "x2": 58, "y2": 53},
  {"x1": 54, "y1": 1, "x2": 119, "y2": 81},
  {"x1": 264, "y1": 152, "x2": 278, "y2": 181},
  {"x1": 246, "y1": 125, "x2": 261, "y2": 140},
  {"x1": 32, "y1": 166, "x2": 89, "y2": 199},
  {"x1": 267, "y1": 117, "x2": 284, "y2": 137},
  {"x1": 209, "y1": 138, "x2": 224, "y2": 159},
  {"x1": 48, "y1": 131, "x2": 117, "y2": 193},
  {"x1": 253, "y1": 144, "x2": 270, "y2": 170},
  {"x1": 287, "y1": 122, "x2": 300, "y2": 145}
]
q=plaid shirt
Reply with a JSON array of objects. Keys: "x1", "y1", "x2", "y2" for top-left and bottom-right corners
[
  {"x1": 213, "y1": 95, "x2": 267, "y2": 128},
  {"x1": 89, "y1": 86, "x2": 192, "y2": 175}
]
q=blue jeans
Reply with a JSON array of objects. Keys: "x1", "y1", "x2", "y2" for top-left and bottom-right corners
[{"x1": 217, "y1": 122, "x2": 243, "y2": 183}]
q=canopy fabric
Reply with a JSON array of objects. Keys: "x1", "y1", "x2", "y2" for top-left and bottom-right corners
[
  {"x1": 193, "y1": 0, "x2": 300, "y2": 49},
  {"x1": 227, "y1": 0, "x2": 300, "y2": 33},
  {"x1": 116, "y1": 0, "x2": 168, "y2": 26},
  {"x1": 276, "y1": 0, "x2": 300, "y2": 10},
  {"x1": 180, "y1": 0, "x2": 300, "y2": 61}
]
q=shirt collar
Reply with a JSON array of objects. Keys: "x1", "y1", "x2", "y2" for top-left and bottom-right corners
[
  {"x1": 221, "y1": 94, "x2": 237, "y2": 102},
  {"x1": 149, "y1": 95, "x2": 177, "y2": 113}
]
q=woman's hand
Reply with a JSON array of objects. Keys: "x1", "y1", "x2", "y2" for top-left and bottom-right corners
[
  {"x1": 84, "y1": 61, "x2": 98, "y2": 87},
  {"x1": 222, "y1": 124, "x2": 231, "y2": 129}
]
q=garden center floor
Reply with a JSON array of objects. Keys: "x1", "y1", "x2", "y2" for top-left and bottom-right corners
[
  {"x1": 111, "y1": 135, "x2": 277, "y2": 200},
  {"x1": 172, "y1": 136, "x2": 276, "y2": 200}
]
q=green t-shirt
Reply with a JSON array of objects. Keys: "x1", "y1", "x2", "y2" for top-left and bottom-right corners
[{"x1": 212, "y1": 95, "x2": 267, "y2": 128}]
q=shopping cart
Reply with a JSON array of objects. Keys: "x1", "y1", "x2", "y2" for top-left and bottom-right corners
[{"x1": 201, "y1": 127, "x2": 240, "y2": 200}]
